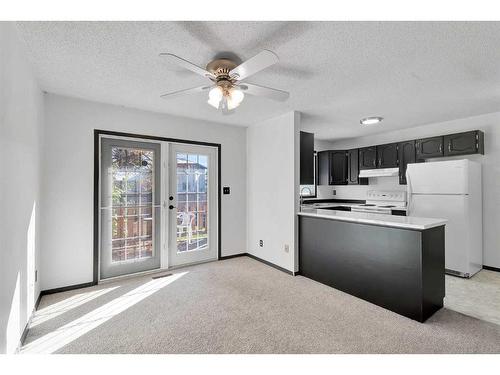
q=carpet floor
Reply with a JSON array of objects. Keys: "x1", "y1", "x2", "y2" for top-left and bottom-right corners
[{"x1": 22, "y1": 256, "x2": 500, "y2": 354}]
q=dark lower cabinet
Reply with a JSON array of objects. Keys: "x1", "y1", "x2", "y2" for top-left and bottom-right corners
[
  {"x1": 330, "y1": 151, "x2": 348, "y2": 185},
  {"x1": 347, "y1": 149, "x2": 368, "y2": 185},
  {"x1": 300, "y1": 131, "x2": 315, "y2": 184},
  {"x1": 299, "y1": 216, "x2": 445, "y2": 322},
  {"x1": 444, "y1": 130, "x2": 484, "y2": 156},
  {"x1": 398, "y1": 140, "x2": 416, "y2": 185},
  {"x1": 359, "y1": 146, "x2": 377, "y2": 169},
  {"x1": 377, "y1": 143, "x2": 399, "y2": 168},
  {"x1": 416, "y1": 136, "x2": 444, "y2": 160}
]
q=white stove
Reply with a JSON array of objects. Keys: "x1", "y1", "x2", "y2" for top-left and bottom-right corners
[{"x1": 351, "y1": 190, "x2": 407, "y2": 215}]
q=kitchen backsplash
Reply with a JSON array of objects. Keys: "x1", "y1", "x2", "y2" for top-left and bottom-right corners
[{"x1": 317, "y1": 176, "x2": 403, "y2": 200}]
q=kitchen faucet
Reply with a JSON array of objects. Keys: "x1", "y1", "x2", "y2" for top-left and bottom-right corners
[{"x1": 300, "y1": 186, "x2": 313, "y2": 210}]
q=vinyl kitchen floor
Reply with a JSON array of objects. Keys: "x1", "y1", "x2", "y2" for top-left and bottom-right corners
[{"x1": 445, "y1": 269, "x2": 500, "y2": 326}]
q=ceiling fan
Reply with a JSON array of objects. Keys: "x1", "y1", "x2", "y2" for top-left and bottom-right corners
[{"x1": 159, "y1": 50, "x2": 290, "y2": 113}]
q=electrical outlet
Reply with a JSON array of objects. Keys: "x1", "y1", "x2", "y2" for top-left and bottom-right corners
[
  {"x1": 284, "y1": 244, "x2": 289, "y2": 253},
  {"x1": 259, "y1": 240, "x2": 263, "y2": 247},
  {"x1": 333, "y1": 189, "x2": 337, "y2": 195}
]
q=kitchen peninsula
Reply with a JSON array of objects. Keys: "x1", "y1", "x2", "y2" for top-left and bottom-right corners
[{"x1": 298, "y1": 208, "x2": 447, "y2": 322}]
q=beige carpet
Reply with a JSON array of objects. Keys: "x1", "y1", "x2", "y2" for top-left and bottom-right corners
[{"x1": 22, "y1": 257, "x2": 500, "y2": 354}]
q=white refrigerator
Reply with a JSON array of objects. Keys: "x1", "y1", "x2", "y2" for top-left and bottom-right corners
[{"x1": 406, "y1": 159, "x2": 482, "y2": 277}]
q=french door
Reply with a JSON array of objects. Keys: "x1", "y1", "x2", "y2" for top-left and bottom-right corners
[
  {"x1": 100, "y1": 138, "x2": 162, "y2": 279},
  {"x1": 168, "y1": 144, "x2": 218, "y2": 267},
  {"x1": 99, "y1": 136, "x2": 218, "y2": 280}
]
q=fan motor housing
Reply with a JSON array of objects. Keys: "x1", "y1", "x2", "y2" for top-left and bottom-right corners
[{"x1": 206, "y1": 58, "x2": 238, "y2": 80}]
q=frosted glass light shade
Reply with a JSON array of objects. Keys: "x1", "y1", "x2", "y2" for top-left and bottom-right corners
[
  {"x1": 207, "y1": 86, "x2": 244, "y2": 110},
  {"x1": 227, "y1": 88, "x2": 244, "y2": 110},
  {"x1": 208, "y1": 86, "x2": 223, "y2": 108}
]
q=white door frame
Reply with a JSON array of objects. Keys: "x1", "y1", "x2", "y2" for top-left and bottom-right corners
[{"x1": 96, "y1": 132, "x2": 220, "y2": 283}]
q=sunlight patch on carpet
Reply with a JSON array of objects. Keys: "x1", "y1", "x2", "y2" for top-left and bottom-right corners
[{"x1": 21, "y1": 272, "x2": 187, "y2": 354}]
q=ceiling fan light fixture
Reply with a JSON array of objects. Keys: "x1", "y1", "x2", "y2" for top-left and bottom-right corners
[
  {"x1": 207, "y1": 85, "x2": 245, "y2": 111},
  {"x1": 160, "y1": 51, "x2": 289, "y2": 112}
]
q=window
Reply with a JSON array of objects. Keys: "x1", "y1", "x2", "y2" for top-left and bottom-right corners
[
  {"x1": 110, "y1": 147, "x2": 154, "y2": 262},
  {"x1": 176, "y1": 152, "x2": 209, "y2": 252},
  {"x1": 299, "y1": 151, "x2": 317, "y2": 198}
]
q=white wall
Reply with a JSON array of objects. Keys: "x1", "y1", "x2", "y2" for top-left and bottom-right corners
[
  {"x1": 42, "y1": 94, "x2": 247, "y2": 290},
  {"x1": 319, "y1": 113, "x2": 500, "y2": 268},
  {"x1": 0, "y1": 23, "x2": 44, "y2": 353},
  {"x1": 247, "y1": 111, "x2": 300, "y2": 272},
  {"x1": 314, "y1": 139, "x2": 335, "y2": 152},
  {"x1": 317, "y1": 176, "x2": 402, "y2": 200}
]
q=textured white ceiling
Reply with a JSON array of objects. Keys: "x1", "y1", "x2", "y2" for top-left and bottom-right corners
[{"x1": 17, "y1": 21, "x2": 500, "y2": 140}]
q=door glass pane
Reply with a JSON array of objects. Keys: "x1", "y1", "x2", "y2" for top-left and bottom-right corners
[
  {"x1": 111, "y1": 147, "x2": 154, "y2": 262},
  {"x1": 176, "y1": 151, "x2": 209, "y2": 253}
]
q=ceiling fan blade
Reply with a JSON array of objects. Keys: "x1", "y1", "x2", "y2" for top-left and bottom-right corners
[
  {"x1": 229, "y1": 50, "x2": 279, "y2": 81},
  {"x1": 160, "y1": 85, "x2": 212, "y2": 100},
  {"x1": 239, "y1": 83, "x2": 289, "y2": 102},
  {"x1": 159, "y1": 53, "x2": 215, "y2": 79}
]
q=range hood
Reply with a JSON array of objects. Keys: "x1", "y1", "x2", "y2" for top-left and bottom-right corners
[{"x1": 359, "y1": 167, "x2": 399, "y2": 178}]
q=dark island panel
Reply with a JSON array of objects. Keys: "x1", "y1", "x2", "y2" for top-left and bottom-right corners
[
  {"x1": 421, "y1": 226, "x2": 446, "y2": 320},
  {"x1": 298, "y1": 216, "x2": 445, "y2": 322}
]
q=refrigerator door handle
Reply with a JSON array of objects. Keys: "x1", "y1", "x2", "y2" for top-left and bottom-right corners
[{"x1": 406, "y1": 169, "x2": 412, "y2": 216}]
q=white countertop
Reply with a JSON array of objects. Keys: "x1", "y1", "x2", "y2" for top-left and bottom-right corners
[{"x1": 298, "y1": 208, "x2": 447, "y2": 230}]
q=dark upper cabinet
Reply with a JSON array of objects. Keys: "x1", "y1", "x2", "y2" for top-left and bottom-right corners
[
  {"x1": 416, "y1": 136, "x2": 444, "y2": 160},
  {"x1": 347, "y1": 149, "x2": 368, "y2": 185},
  {"x1": 398, "y1": 140, "x2": 416, "y2": 185},
  {"x1": 317, "y1": 150, "x2": 347, "y2": 185},
  {"x1": 444, "y1": 130, "x2": 484, "y2": 156},
  {"x1": 300, "y1": 131, "x2": 315, "y2": 185},
  {"x1": 376, "y1": 143, "x2": 399, "y2": 168},
  {"x1": 359, "y1": 146, "x2": 377, "y2": 170},
  {"x1": 330, "y1": 151, "x2": 348, "y2": 185},
  {"x1": 317, "y1": 151, "x2": 330, "y2": 185},
  {"x1": 318, "y1": 130, "x2": 484, "y2": 186}
]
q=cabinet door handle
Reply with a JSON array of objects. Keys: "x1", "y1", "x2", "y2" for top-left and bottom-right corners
[
  {"x1": 439, "y1": 143, "x2": 443, "y2": 153},
  {"x1": 448, "y1": 141, "x2": 451, "y2": 152}
]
